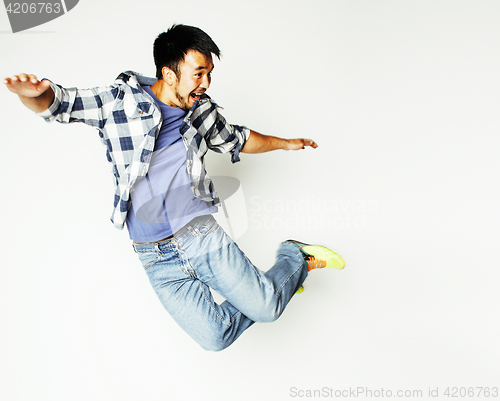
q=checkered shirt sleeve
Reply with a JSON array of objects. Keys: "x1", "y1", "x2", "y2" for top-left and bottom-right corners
[
  {"x1": 35, "y1": 76, "x2": 160, "y2": 230},
  {"x1": 179, "y1": 98, "x2": 249, "y2": 204},
  {"x1": 181, "y1": 98, "x2": 250, "y2": 163}
]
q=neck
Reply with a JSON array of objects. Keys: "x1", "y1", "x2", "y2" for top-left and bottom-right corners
[{"x1": 150, "y1": 80, "x2": 177, "y2": 107}]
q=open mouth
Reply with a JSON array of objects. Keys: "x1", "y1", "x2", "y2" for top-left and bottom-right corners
[{"x1": 190, "y1": 92, "x2": 203, "y2": 102}]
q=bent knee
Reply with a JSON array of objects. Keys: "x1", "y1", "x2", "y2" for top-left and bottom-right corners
[
  {"x1": 248, "y1": 309, "x2": 281, "y2": 323},
  {"x1": 198, "y1": 339, "x2": 232, "y2": 352},
  {"x1": 196, "y1": 332, "x2": 232, "y2": 352}
]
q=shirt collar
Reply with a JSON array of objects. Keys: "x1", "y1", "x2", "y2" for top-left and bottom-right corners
[{"x1": 115, "y1": 71, "x2": 157, "y2": 87}]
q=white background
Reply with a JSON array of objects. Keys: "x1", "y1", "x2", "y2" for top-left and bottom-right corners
[{"x1": 1, "y1": 1, "x2": 499, "y2": 400}]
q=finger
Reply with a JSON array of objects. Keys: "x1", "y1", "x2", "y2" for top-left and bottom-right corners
[
  {"x1": 3, "y1": 75, "x2": 21, "y2": 85},
  {"x1": 37, "y1": 79, "x2": 51, "y2": 92},
  {"x1": 18, "y1": 73, "x2": 29, "y2": 82},
  {"x1": 27, "y1": 74, "x2": 39, "y2": 84},
  {"x1": 7, "y1": 74, "x2": 23, "y2": 83},
  {"x1": 304, "y1": 139, "x2": 318, "y2": 148}
]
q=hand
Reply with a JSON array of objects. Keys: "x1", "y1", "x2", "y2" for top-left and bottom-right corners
[
  {"x1": 284, "y1": 138, "x2": 318, "y2": 150},
  {"x1": 3, "y1": 73, "x2": 51, "y2": 97},
  {"x1": 3, "y1": 73, "x2": 54, "y2": 112}
]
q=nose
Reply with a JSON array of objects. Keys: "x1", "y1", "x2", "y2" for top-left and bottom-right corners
[{"x1": 200, "y1": 73, "x2": 210, "y2": 89}]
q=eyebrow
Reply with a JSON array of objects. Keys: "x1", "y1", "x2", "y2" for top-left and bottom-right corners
[{"x1": 194, "y1": 65, "x2": 214, "y2": 72}]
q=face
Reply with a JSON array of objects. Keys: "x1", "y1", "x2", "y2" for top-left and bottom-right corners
[{"x1": 170, "y1": 50, "x2": 214, "y2": 111}]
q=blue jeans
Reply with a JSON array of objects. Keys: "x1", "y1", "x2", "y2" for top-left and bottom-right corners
[{"x1": 133, "y1": 214, "x2": 308, "y2": 351}]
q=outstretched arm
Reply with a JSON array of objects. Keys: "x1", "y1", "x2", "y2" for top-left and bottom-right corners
[
  {"x1": 241, "y1": 130, "x2": 318, "y2": 154},
  {"x1": 3, "y1": 73, "x2": 55, "y2": 113}
]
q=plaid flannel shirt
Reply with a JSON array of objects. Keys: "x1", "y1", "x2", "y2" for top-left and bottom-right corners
[{"x1": 36, "y1": 71, "x2": 250, "y2": 230}]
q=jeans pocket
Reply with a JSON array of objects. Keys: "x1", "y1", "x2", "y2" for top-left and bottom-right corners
[{"x1": 137, "y1": 252, "x2": 159, "y2": 270}]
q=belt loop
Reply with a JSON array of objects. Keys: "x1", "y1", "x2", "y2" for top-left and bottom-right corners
[
  {"x1": 154, "y1": 242, "x2": 161, "y2": 256},
  {"x1": 132, "y1": 243, "x2": 137, "y2": 253},
  {"x1": 187, "y1": 225, "x2": 196, "y2": 236}
]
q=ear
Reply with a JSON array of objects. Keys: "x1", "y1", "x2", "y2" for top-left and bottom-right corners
[{"x1": 161, "y1": 67, "x2": 176, "y2": 85}]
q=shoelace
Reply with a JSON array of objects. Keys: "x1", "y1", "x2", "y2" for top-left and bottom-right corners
[{"x1": 306, "y1": 256, "x2": 327, "y2": 271}]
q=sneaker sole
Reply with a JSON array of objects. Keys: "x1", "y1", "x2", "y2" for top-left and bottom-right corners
[{"x1": 301, "y1": 244, "x2": 345, "y2": 270}]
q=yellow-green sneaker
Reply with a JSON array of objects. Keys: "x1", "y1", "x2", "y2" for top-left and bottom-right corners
[
  {"x1": 295, "y1": 285, "x2": 304, "y2": 294},
  {"x1": 287, "y1": 240, "x2": 345, "y2": 271}
]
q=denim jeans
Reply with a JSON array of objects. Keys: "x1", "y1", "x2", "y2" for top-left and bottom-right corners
[{"x1": 133, "y1": 214, "x2": 308, "y2": 351}]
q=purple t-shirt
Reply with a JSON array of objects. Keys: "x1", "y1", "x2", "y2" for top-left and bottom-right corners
[{"x1": 126, "y1": 86, "x2": 217, "y2": 242}]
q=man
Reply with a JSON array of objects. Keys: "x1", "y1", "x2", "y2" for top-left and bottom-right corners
[{"x1": 4, "y1": 24, "x2": 345, "y2": 351}]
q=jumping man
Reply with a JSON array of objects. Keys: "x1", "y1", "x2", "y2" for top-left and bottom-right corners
[{"x1": 4, "y1": 24, "x2": 345, "y2": 351}]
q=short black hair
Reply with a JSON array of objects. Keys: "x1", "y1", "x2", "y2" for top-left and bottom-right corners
[{"x1": 153, "y1": 24, "x2": 221, "y2": 80}]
